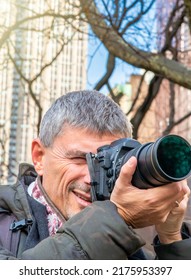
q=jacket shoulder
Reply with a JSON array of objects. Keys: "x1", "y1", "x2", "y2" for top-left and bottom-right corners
[{"x1": 17, "y1": 163, "x2": 37, "y2": 181}]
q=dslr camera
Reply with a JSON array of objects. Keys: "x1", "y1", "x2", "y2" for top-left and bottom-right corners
[{"x1": 86, "y1": 134, "x2": 191, "y2": 201}]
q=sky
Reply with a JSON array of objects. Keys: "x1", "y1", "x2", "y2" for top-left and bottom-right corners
[
  {"x1": 86, "y1": 38, "x2": 140, "y2": 94},
  {"x1": 85, "y1": 1, "x2": 157, "y2": 94}
]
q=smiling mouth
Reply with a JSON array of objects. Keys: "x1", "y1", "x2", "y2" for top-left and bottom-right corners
[{"x1": 72, "y1": 190, "x2": 92, "y2": 203}]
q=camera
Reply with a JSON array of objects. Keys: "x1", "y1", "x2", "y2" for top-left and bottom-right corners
[{"x1": 86, "y1": 134, "x2": 191, "y2": 201}]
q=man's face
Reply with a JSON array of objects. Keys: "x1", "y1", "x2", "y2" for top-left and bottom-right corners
[{"x1": 32, "y1": 126, "x2": 121, "y2": 220}]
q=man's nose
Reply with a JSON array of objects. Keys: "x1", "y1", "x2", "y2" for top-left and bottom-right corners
[{"x1": 83, "y1": 165, "x2": 91, "y2": 185}]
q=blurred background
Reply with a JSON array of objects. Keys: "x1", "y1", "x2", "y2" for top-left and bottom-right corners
[{"x1": 0, "y1": 0, "x2": 190, "y2": 184}]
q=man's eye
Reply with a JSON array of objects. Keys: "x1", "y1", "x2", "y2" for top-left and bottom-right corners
[{"x1": 72, "y1": 157, "x2": 87, "y2": 164}]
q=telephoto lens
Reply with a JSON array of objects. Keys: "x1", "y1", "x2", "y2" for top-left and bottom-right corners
[{"x1": 121, "y1": 135, "x2": 191, "y2": 189}]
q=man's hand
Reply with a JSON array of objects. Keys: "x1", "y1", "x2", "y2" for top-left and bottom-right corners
[
  {"x1": 110, "y1": 156, "x2": 189, "y2": 229},
  {"x1": 155, "y1": 188, "x2": 190, "y2": 244}
]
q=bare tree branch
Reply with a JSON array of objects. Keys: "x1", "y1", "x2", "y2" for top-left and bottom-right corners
[
  {"x1": 126, "y1": 70, "x2": 147, "y2": 115},
  {"x1": 80, "y1": 0, "x2": 191, "y2": 89},
  {"x1": 0, "y1": 11, "x2": 76, "y2": 49},
  {"x1": 184, "y1": 0, "x2": 191, "y2": 33},
  {"x1": 131, "y1": 75, "x2": 163, "y2": 139},
  {"x1": 94, "y1": 53, "x2": 115, "y2": 90}
]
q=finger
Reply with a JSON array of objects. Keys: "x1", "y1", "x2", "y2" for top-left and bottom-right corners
[
  {"x1": 149, "y1": 183, "x2": 186, "y2": 203},
  {"x1": 171, "y1": 182, "x2": 190, "y2": 204},
  {"x1": 119, "y1": 156, "x2": 137, "y2": 185},
  {"x1": 173, "y1": 193, "x2": 189, "y2": 210}
]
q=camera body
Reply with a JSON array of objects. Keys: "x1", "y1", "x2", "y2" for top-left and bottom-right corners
[{"x1": 86, "y1": 135, "x2": 191, "y2": 201}]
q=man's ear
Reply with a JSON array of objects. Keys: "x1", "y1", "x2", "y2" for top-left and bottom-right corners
[{"x1": 31, "y1": 138, "x2": 45, "y2": 176}]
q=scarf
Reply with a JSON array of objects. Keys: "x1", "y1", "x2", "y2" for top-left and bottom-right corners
[{"x1": 28, "y1": 178, "x2": 63, "y2": 236}]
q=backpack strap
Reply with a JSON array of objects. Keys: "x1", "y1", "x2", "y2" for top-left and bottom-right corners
[{"x1": 0, "y1": 208, "x2": 32, "y2": 257}]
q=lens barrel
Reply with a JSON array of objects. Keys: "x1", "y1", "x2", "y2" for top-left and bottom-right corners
[{"x1": 121, "y1": 135, "x2": 191, "y2": 189}]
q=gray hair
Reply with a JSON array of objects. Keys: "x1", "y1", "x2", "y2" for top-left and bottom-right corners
[{"x1": 39, "y1": 90, "x2": 132, "y2": 147}]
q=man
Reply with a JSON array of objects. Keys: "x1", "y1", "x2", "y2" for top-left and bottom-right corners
[{"x1": 0, "y1": 90, "x2": 191, "y2": 259}]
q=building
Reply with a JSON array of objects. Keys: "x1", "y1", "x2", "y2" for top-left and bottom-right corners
[
  {"x1": 0, "y1": 0, "x2": 88, "y2": 183},
  {"x1": 110, "y1": 73, "x2": 158, "y2": 143},
  {"x1": 115, "y1": 0, "x2": 191, "y2": 144},
  {"x1": 155, "y1": 0, "x2": 191, "y2": 142}
]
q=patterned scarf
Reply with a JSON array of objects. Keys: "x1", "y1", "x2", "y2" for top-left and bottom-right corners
[{"x1": 28, "y1": 178, "x2": 63, "y2": 236}]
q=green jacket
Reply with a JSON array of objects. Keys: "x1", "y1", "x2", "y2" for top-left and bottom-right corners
[{"x1": 0, "y1": 163, "x2": 191, "y2": 260}]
